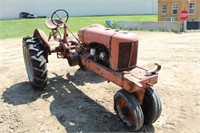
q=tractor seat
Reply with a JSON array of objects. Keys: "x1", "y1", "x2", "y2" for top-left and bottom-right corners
[
  {"x1": 45, "y1": 19, "x2": 64, "y2": 41},
  {"x1": 45, "y1": 19, "x2": 64, "y2": 30}
]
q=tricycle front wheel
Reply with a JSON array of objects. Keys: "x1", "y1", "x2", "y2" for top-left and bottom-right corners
[
  {"x1": 114, "y1": 89, "x2": 144, "y2": 131},
  {"x1": 141, "y1": 87, "x2": 162, "y2": 124}
]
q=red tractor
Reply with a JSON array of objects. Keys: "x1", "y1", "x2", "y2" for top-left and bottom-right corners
[{"x1": 22, "y1": 9, "x2": 161, "y2": 131}]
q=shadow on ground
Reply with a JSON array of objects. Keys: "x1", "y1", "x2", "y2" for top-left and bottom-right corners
[{"x1": 2, "y1": 70, "x2": 154, "y2": 132}]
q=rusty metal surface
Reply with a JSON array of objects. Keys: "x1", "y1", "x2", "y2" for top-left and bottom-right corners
[
  {"x1": 122, "y1": 67, "x2": 158, "y2": 91},
  {"x1": 78, "y1": 25, "x2": 138, "y2": 71},
  {"x1": 80, "y1": 55, "x2": 159, "y2": 104},
  {"x1": 33, "y1": 29, "x2": 51, "y2": 61},
  {"x1": 45, "y1": 19, "x2": 64, "y2": 30}
]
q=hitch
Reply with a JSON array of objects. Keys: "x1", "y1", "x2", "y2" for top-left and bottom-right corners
[{"x1": 145, "y1": 63, "x2": 161, "y2": 76}]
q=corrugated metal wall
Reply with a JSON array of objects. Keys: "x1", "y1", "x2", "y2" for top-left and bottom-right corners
[{"x1": 0, "y1": 0, "x2": 158, "y2": 20}]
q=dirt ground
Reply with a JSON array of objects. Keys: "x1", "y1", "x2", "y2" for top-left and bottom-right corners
[{"x1": 0, "y1": 31, "x2": 199, "y2": 133}]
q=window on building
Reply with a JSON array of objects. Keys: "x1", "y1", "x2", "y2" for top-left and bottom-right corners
[
  {"x1": 172, "y1": 3, "x2": 178, "y2": 14},
  {"x1": 162, "y1": 5, "x2": 166, "y2": 16},
  {"x1": 189, "y1": 3, "x2": 195, "y2": 14}
]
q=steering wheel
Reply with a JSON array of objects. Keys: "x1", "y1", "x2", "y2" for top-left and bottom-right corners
[{"x1": 51, "y1": 9, "x2": 69, "y2": 27}]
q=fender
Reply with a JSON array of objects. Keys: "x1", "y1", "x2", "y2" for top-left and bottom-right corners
[{"x1": 33, "y1": 29, "x2": 51, "y2": 62}]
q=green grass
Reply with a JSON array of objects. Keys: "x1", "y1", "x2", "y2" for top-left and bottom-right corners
[{"x1": 0, "y1": 15, "x2": 157, "y2": 39}]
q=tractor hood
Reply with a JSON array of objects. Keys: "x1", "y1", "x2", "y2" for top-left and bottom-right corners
[{"x1": 78, "y1": 24, "x2": 138, "y2": 49}]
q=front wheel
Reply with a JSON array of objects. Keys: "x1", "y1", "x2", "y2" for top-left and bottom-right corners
[
  {"x1": 141, "y1": 87, "x2": 162, "y2": 124},
  {"x1": 22, "y1": 36, "x2": 48, "y2": 90},
  {"x1": 114, "y1": 89, "x2": 144, "y2": 131}
]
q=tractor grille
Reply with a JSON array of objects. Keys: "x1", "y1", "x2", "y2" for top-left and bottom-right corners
[{"x1": 118, "y1": 42, "x2": 132, "y2": 69}]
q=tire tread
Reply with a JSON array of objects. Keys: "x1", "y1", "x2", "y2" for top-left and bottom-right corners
[{"x1": 22, "y1": 36, "x2": 48, "y2": 90}]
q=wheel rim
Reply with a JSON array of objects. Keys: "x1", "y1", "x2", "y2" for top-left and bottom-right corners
[
  {"x1": 116, "y1": 98, "x2": 134, "y2": 126},
  {"x1": 23, "y1": 46, "x2": 34, "y2": 82}
]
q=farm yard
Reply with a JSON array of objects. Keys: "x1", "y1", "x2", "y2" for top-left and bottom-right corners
[
  {"x1": 0, "y1": 31, "x2": 199, "y2": 133},
  {"x1": 0, "y1": 15, "x2": 200, "y2": 132}
]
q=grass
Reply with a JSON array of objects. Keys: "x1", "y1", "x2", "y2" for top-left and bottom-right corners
[{"x1": 0, "y1": 15, "x2": 157, "y2": 39}]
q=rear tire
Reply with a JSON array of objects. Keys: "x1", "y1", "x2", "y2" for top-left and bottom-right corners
[
  {"x1": 22, "y1": 36, "x2": 48, "y2": 90},
  {"x1": 141, "y1": 87, "x2": 162, "y2": 124},
  {"x1": 114, "y1": 89, "x2": 144, "y2": 131}
]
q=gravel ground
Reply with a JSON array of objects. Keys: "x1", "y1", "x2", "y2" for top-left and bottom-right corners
[{"x1": 0, "y1": 31, "x2": 200, "y2": 133}]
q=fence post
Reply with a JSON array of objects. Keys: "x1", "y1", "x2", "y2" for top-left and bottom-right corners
[{"x1": 183, "y1": 20, "x2": 187, "y2": 32}]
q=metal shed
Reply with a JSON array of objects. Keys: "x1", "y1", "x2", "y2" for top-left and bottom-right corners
[{"x1": 0, "y1": 0, "x2": 158, "y2": 20}]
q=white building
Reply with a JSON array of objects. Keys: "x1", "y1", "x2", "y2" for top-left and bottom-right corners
[{"x1": 0, "y1": 0, "x2": 158, "y2": 20}]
